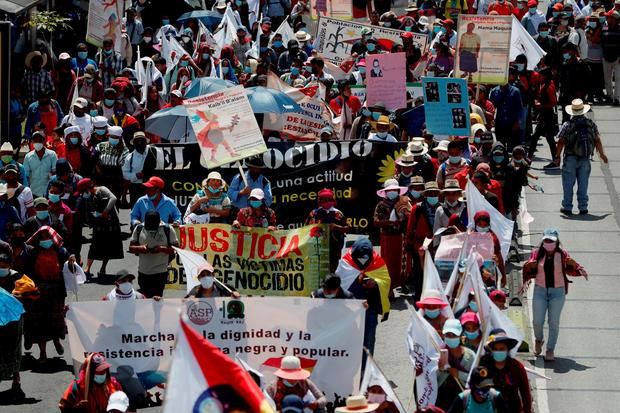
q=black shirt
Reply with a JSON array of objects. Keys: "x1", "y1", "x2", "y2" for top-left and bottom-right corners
[{"x1": 544, "y1": 253, "x2": 555, "y2": 288}]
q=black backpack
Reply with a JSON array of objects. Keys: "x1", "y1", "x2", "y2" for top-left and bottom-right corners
[{"x1": 565, "y1": 116, "x2": 595, "y2": 158}]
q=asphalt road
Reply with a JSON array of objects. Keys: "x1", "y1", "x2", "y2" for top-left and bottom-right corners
[{"x1": 1, "y1": 110, "x2": 618, "y2": 412}]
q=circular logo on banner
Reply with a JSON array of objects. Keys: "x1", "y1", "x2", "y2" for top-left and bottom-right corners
[
  {"x1": 187, "y1": 301, "x2": 214, "y2": 325},
  {"x1": 193, "y1": 386, "x2": 250, "y2": 413}
]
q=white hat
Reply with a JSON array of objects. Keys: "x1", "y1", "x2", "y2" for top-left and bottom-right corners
[
  {"x1": 249, "y1": 188, "x2": 265, "y2": 200},
  {"x1": 376, "y1": 178, "x2": 407, "y2": 198},
  {"x1": 202, "y1": 171, "x2": 225, "y2": 187},
  {"x1": 406, "y1": 141, "x2": 428, "y2": 156},
  {"x1": 215, "y1": 0, "x2": 227, "y2": 8},
  {"x1": 295, "y1": 30, "x2": 312, "y2": 42},
  {"x1": 418, "y1": 16, "x2": 430, "y2": 26},
  {"x1": 274, "y1": 356, "x2": 311, "y2": 380},
  {"x1": 565, "y1": 98, "x2": 591, "y2": 116},
  {"x1": 59, "y1": 52, "x2": 71, "y2": 60},
  {"x1": 64, "y1": 125, "x2": 81, "y2": 137},
  {"x1": 170, "y1": 89, "x2": 183, "y2": 98},
  {"x1": 0, "y1": 142, "x2": 14, "y2": 153},
  {"x1": 93, "y1": 116, "x2": 109, "y2": 128},
  {"x1": 435, "y1": 140, "x2": 450, "y2": 152},
  {"x1": 73, "y1": 97, "x2": 88, "y2": 109},
  {"x1": 335, "y1": 395, "x2": 379, "y2": 413},
  {"x1": 108, "y1": 126, "x2": 123, "y2": 137},
  {"x1": 443, "y1": 318, "x2": 463, "y2": 336},
  {"x1": 106, "y1": 391, "x2": 129, "y2": 412}
]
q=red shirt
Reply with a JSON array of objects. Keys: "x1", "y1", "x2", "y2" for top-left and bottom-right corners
[{"x1": 488, "y1": 1, "x2": 514, "y2": 15}]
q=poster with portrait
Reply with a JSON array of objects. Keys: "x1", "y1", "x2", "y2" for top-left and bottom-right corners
[
  {"x1": 454, "y1": 15, "x2": 512, "y2": 84},
  {"x1": 184, "y1": 86, "x2": 267, "y2": 169},
  {"x1": 422, "y1": 77, "x2": 470, "y2": 136},
  {"x1": 310, "y1": 0, "x2": 352, "y2": 20},
  {"x1": 86, "y1": 0, "x2": 123, "y2": 52},
  {"x1": 366, "y1": 52, "x2": 407, "y2": 111}
]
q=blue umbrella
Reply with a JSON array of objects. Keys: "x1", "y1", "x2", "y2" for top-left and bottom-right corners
[
  {"x1": 184, "y1": 78, "x2": 236, "y2": 99},
  {"x1": 245, "y1": 87, "x2": 302, "y2": 114},
  {"x1": 176, "y1": 10, "x2": 223, "y2": 28},
  {"x1": 145, "y1": 106, "x2": 196, "y2": 142},
  {"x1": 0, "y1": 288, "x2": 24, "y2": 326}
]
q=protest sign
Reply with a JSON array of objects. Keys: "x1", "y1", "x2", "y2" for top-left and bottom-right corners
[
  {"x1": 422, "y1": 77, "x2": 470, "y2": 135},
  {"x1": 454, "y1": 15, "x2": 512, "y2": 84},
  {"x1": 166, "y1": 224, "x2": 330, "y2": 292},
  {"x1": 434, "y1": 232, "x2": 494, "y2": 271},
  {"x1": 314, "y1": 17, "x2": 427, "y2": 64},
  {"x1": 310, "y1": 0, "x2": 352, "y2": 20},
  {"x1": 366, "y1": 52, "x2": 407, "y2": 111},
  {"x1": 86, "y1": 0, "x2": 123, "y2": 51},
  {"x1": 350, "y1": 83, "x2": 423, "y2": 104},
  {"x1": 154, "y1": 141, "x2": 408, "y2": 234},
  {"x1": 184, "y1": 86, "x2": 267, "y2": 169},
  {"x1": 66, "y1": 297, "x2": 365, "y2": 402}
]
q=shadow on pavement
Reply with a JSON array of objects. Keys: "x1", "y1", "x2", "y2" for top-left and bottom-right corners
[
  {"x1": 0, "y1": 389, "x2": 40, "y2": 406},
  {"x1": 561, "y1": 213, "x2": 610, "y2": 221},
  {"x1": 528, "y1": 357, "x2": 594, "y2": 374},
  {"x1": 20, "y1": 354, "x2": 72, "y2": 374}
]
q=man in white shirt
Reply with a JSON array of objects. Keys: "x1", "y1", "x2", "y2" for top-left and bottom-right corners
[
  {"x1": 368, "y1": 116, "x2": 398, "y2": 142},
  {"x1": 122, "y1": 131, "x2": 158, "y2": 205},
  {"x1": 568, "y1": 15, "x2": 589, "y2": 59},
  {"x1": 61, "y1": 97, "x2": 93, "y2": 142}
]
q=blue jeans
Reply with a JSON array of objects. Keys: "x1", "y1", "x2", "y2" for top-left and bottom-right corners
[
  {"x1": 561, "y1": 155, "x2": 592, "y2": 211},
  {"x1": 532, "y1": 285, "x2": 566, "y2": 351}
]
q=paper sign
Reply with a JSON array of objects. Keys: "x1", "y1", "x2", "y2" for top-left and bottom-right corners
[
  {"x1": 422, "y1": 77, "x2": 470, "y2": 136},
  {"x1": 366, "y1": 52, "x2": 407, "y2": 111}
]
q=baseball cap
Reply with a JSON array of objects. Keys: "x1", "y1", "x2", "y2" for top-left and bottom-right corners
[
  {"x1": 34, "y1": 197, "x2": 49, "y2": 207},
  {"x1": 73, "y1": 97, "x2": 88, "y2": 109},
  {"x1": 143, "y1": 176, "x2": 165, "y2": 189},
  {"x1": 4, "y1": 164, "x2": 18, "y2": 174},
  {"x1": 170, "y1": 89, "x2": 183, "y2": 98},
  {"x1": 542, "y1": 228, "x2": 559, "y2": 242},
  {"x1": 91, "y1": 353, "x2": 112, "y2": 373},
  {"x1": 64, "y1": 125, "x2": 81, "y2": 137},
  {"x1": 115, "y1": 270, "x2": 136, "y2": 283},
  {"x1": 93, "y1": 116, "x2": 109, "y2": 128},
  {"x1": 249, "y1": 188, "x2": 265, "y2": 200},
  {"x1": 489, "y1": 289, "x2": 507, "y2": 302},
  {"x1": 106, "y1": 391, "x2": 130, "y2": 412},
  {"x1": 77, "y1": 178, "x2": 94, "y2": 193},
  {"x1": 443, "y1": 318, "x2": 463, "y2": 336}
]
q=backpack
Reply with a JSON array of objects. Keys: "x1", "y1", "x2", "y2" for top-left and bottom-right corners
[
  {"x1": 135, "y1": 223, "x2": 175, "y2": 263},
  {"x1": 461, "y1": 388, "x2": 501, "y2": 412},
  {"x1": 7, "y1": 185, "x2": 25, "y2": 220},
  {"x1": 565, "y1": 116, "x2": 595, "y2": 158}
]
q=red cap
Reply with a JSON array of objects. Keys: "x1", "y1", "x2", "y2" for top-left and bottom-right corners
[
  {"x1": 318, "y1": 188, "x2": 334, "y2": 199},
  {"x1": 460, "y1": 311, "x2": 480, "y2": 326},
  {"x1": 400, "y1": 31, "x2": 414, "y2": 39},
  {"x1": 474, "y1": 210, "x2": 490, "y2": 223},
  {"x1": 143, "y1": 176, "x2": 165, "y2": 189},
  {"x1": 490, "y1": 289, "x2": 507, "y2": 301},
  {"x1": 527, "y1": 0, "x2": 537, "y2": 7},
  {"x1": 441, "y1": 18, "x2": 454, "y2": 27},
  {"x1": 90, "y1": 353, "x2": 112, "y2": 372},
  {"x1": 76, "y1": 178, "x2": 93, "y2": 193},
  {"x1": 552, "y1": 3, "x2": 563, "y2": 10}
]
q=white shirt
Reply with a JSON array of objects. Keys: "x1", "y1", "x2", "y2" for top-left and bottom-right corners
[
  {"x1": 122, "y1": 148, "x2": 148, "y2": 183},
  {"x1": 430, "y1": 30, "x2": 457, "y2": 50},
  {"x1": 568, "y1": 27, "x2": 589, "y2": 60},
  {"x1": 369, "y1": 132, "x2": 398, "y2": 142},
  {"x1": 7, "y1": 184, "x2": 34, "y2": 223},
  {"x1": 62, "y1": 113, "x2": 93, "y2": 142}
]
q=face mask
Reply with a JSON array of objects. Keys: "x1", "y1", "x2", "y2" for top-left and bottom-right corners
[
  {"x1": 405, "y1": 25, "x2": 413, "y2": 31},
  {"x1": 426, "y1": 196, "x2": 439, "y2": 206},
  {"x1": 33, "y1": 143, "x2": 44, "y2": 151},
  {"x1": 469, "y1": 301, "x2": 478, "y2": 312},
  {"x1": 39, "y1": 239, "x2": 53, "y2": 249},
  {"x1": 222, "y1": 67, "x2": 230, "y2": 75},
  {"x1": 449, "y1": 156, "x2": 461, "y2": 164},
  {"x1": 149, "y1": 193, "x2": 158, "y2": 201},
  {"x1": 200, "y1": 277, "x2": 214, "y2": 289},
  {"x1": 250, "y1": 200, "x2": 262, "y2": 208},
  {"x1": 260, "y1": 46, "x2": 268, "y2": 53},
  {"x1": 0, "y1": 268, "x2": 9, "y2": 277},
  {"x1": 273, "y1": 40, "x2": 283, "y2": 48},
  {"x1": 376, "y1": 131, "x2": 388, "y2": 139},
  {"x1": 304, "y1": 65, "x2": 312, "y2": 73},
  {"x1": 588, "y1": 22, "x2": 597, "y2": 28},
  {"x1": 538, "y1": 30, "x2": 549, "y2": 37},
  {"x1": 179, "y1": 60, "x2": 189, "y2": 67},
  {"x1": 104, "y1": 98, "x2": 115, "y2": 106},
  {"x1": 324, "y1": 293, "x2": 336, "y2": 299},
  {"x1": 425, "y1": 308, "x2": 441, "y2": 319},
  {"x1": 77, "y1": 51, "x2": 89, "y2": 61},
  {"x1": 383, "y1": 22, "x2": 391, "y2": 27},
  {"x1": 207, "y1": 185, "x2": 221, "y2": 194},
  {"x1": 445, "y1": 336, "x2": 461, "y2": 349},
  {"x1": 201, "y1": 52, "x2": 211, "y2": 60},
  {"x1": 543, "y1": 242, "x2": 556, "y2": 252},
  {"x1": 93, "y1": 374, "x2": 107, "y2": 384},
  {"x1": 103, "y1": 49, "x2": 113, "y2": 56},
  {"x1": 409, "y1": 190, "x2": 421, "y2": 199},
  {"x1": 367, "y1": 393, "x2": 387, "y2": 404},
  {"x1": 563, "y1": 52, "x2": 571, "y2": 60},
  {"x1": 118, "y1": 281, "x2": 133, "y2": 294},
  {"x1": 515, "y1": 63, "x2": 525, "y2": 71},
  {"x1": 465, "y1": 330, "x2": 480, "y2": 340},
  {"x1": 108, "y1": 137, "x2": 121, "y2": 146},
  {"x1": 283, "y1": 380, "x2": 296, "y2": 387},
  {"x1": 386, "y1": 191, "x2": 399, "y2": 200},
  {"x1": 476, "y1": 225, "x2": 490, "y2": 233},
  {"x1": 372, "y1": 112, "x2": 381, "y2": 121},
  {"x1": 82, "y1": 192, "x2": 91, "y2": 199},
  {"x1": 492, "y1": 350, "x2": 508, "y2": 362},
  {"x1": 68, "y1": 136, "x2": 80, "y2": 146},
  {"x1": 552, "y1": 12, "x2": 560, "y2": 17},
  {"x1": 474, "y1": 388, "x2": 490, "y2": 400},
  {"x1": 366, "y1": 43, "x2": 376, "y2": 52},
  {"x1": 49, "y1": 193, "x2": 61, "y2": 203},
  {"x1": 1, "y1": 155, "x2": 12, "y2": 164},
  {"x1": 600, "y1": 17, "x2": 606, "y2": 23},
  {"x1": 446, "y1": 200, "x2": 458, "y2": 207},
  {"x1": 561, "y1": 19, "x2": 569, "y2": 26},
  {"x1": 290, "y1": 67, "x2": 300, "y2": 76},
  {"x1": 182, "y1": 36, "x2": 191, "y2": 43},
  {"x1": 162, "y1": 19, "x2": 170, "y2": 25},
  {"x1": 433, "y1": 26, "x2": 442, "y2": 34},
  {"x1": 357, "y1": 256, "x2": 370, "y2": 265},
  {"x1": 36, "y1": 210, "x2": 49, "y2": 220},
  {"x1": 236, "y1": 0, "x2": 242, "y2": 5},
  {"x1": 492, "y1": 155, "x2": 504, "y2": 163},
  {"x1": 95, "y1": 128, "x2": 108, "y2": 137},
  {"x1": 529, "y1": 7, "x2": 537, "y2": 13}
]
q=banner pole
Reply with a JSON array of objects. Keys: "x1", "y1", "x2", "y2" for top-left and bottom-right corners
[{"x1": 236, "y1": 161, "x2": 249, "y2": 187}]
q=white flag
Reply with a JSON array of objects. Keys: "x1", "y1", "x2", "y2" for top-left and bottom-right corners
[
  {"x1": 510, "y1": 15, "x2": 546, "y2": 70},
  {"x1": 360, "y1": 354, "x2": 407, "y2": 413},
  {"x1": 406, "y1": 308, "x2": 441, "y2": 408},
  {"x1": 422, "y1": 250, "x2": 455, "y2": 319},
  {"x1": 173, "y1": 247, "x2": 207, "y2": 293},
  {"x1": 271, "y1": 19, "x2": 296, "y2": 45},
  {"x1": 214, "y1": 14, "x2": 238, "y2": 49},
  {"x1": 246, "y1": 19, "x2": 264, "y2": 59},
  {"x1": 465, "y1": 179, "x2": 513, "y2": 261}
]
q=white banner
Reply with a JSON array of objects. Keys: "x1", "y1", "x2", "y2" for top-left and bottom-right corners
[
  {"x1": 86, "y1": 0, "x2": 123, "y2": 51},
  {"x1": 406, "y1": 308, "x2": 441, "y2": 407},
  {"x1": 66, "y1": 297, "x2": 365, "y2": 401},
  {"x1": 314, "y1": 17, "x2": 427, "y2": 64}
]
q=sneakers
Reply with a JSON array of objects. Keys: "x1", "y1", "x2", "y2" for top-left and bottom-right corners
[
  {"x1": 534, "y1": 340, "x2": 544, "y2": 356},
  {"x1": 579, "y1": 209, "x2": 588, "y2": 215},
  {"x1": 560, "y1": 208, "x2": 573, "y2": 215},
  {"x1": 543, "y1": 161, "x2": 560, "y2": 170},
  {"x1": 544, "y1": 349, "x2": 555, "y2": 361}
]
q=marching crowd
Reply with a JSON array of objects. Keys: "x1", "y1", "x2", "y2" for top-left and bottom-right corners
[{"x1": 0, "y1": 0, "x2": 616, "y2": 410}]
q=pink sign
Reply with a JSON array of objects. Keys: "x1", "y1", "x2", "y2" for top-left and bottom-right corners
[{"x1": 366, "y1": 52, "x2": 407, "y2": 111}]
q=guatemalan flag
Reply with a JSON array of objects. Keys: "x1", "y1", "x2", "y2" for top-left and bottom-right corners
[{"x1": 163, "y1": 316, "x2": 274, "y2": 413}]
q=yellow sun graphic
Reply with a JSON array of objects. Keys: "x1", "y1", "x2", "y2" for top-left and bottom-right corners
[
  {"x1": 346, "y1": 29, "x2": 357, "y2": 37},
  {"x1": 377, "y1": 149, "x2": 407, "y2": 184}
]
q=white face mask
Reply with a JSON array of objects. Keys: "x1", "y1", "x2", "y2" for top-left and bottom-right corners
[
  {"x1": 476, "y1": 225, "x2": 490, "y2": 233},
  {"x1": 200, "y1": 276, "x2": 214, "y2": 289},
  {"x1": 367, "y1": 393, "x2": 386, "y2": 404},
  {"x1": 118, "y1": 282, "x2": 133, "y2": 294},
  {"x1": 33, "y1": 143, "x2": 44, "y2": 151},
  {"x1": 93, "y1": 373, "x2": 107, "y2": 384},
  {"x1": 357, "y1": 256, "x2": 370, "y2": 265}
]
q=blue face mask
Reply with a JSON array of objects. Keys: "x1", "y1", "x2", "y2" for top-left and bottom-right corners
[
  {"x1": 70, "y1": 137, "x2": 80, "y2": 145},
  {"x1": 0, "y1": 268, "x2": 9, "y2": 277},
  {"x1": 250, "y1": 200, "x2": 262, "y2": 208},
  {"x1": 207, "y1": 186, "x2": 220, "y2": 193},
  {"x1": 515, "y1": 63, "x2": 525, "y2": 72},
  {"x1": 77, "y1": 51, "x2": 88, "y2": 60},
  {"x1": 282, "y1": 380, "x2": 296, "y2": 387},
  {"x1": 359, "y1": 67, "x2": 366, "y2": 74},
  {"x1": 476, "y1": 225, "x2": 490, "y2": 233},
  {"x1": 95, "y1": 129, "x2": 107, "y2": 136},
  {"x1": 104, "y1": 98, "x2": 115, "y2": 106},
  {"x1": 434, "y1": 26, "x2": 442, "y2": 34},
  {"x1": 39, "y1": 239, "x2": 53, "y2": 249},
  {"x1": 563, "y1": 52, "x2": 571, "y2": 61},
  {"x1": 179, "y1": 60, "x2": 189, "y2": 67},
  {"x1": 529, "y1": 7, "x2": 537, "y2": 13},
  {"x1": 244, "y1": 66, "x2": 252, "y2": 73},
  {"x1": 236, "y1": 0, "x2": 242, "y2": 5},
  {"x1": 474, "y1": 137, "x2": 481, "y2": 144},
  {"x1": 445, "y1": 336, "x2": 461, "y2": 349},
  {"x1": 425, "y1": 308, "x2": 441, "y2": 319},
  {"x1": 149, "y1": 193, "x2": 158, "y2": 201},
  {"x1": 202, "y1": 53, "x2": 211, "y2": 60},
  {"x1": 162, "y1": 19, "x2": 170, "y2": 25},
  {"x1": 426, "y1": 196, "x2": 439, "y2": 206},
  {"x1": 449, "y1": 156, "x2": 461, "y2": 164},
  {"x1": 49, "y1": 193, "x2": 61, "y2": 203},
  {"x1": 291, "y1": 67, "x2": 300, "y2": 76},
  {"x1": 366, "y1": 43, "x2": 376, "y2": 52},
  {"x1": 371, "y1": 112, "x2": 381, "y2": 121},
  {"x1": 362, "y1": 109, "x2": 371, "y2": 117},
  {"x1": 36, "y1": 210, "x2": 49, "y2": 220},
  {"x1": 410, "y1": 190, "x2": 421, "y2": 198},
  {"x1": 538, "y1": 30, "x2": 549, "y2": 37},
  {"x1": 469, "y1": 301, "x2": 478, "y2": 312},
  {"x1": 405, "y1": 25, "x2": 413, "y2": 31},
  {"x1": 552, "y1": 12, "x2": 560, "y2": 17},
  {"x1": 464, "y1": 330, "x2": 480, "y2": 340},
  {"x1": 273, "y1": 40, "x2": 283, "y2": 48},
  {"x1": 89, "y1": 109, "x2": 98, "y2": 117},
  {"x1": 303, "y1": 65, "x2": 312, "y2": 73},
  {"x1": 108, "y1": 137, "x2": 120, "y2": 146},
  {"x1": 386, "y1": 191, "x2": 399, "y2": 200},
  {"x1": 492, "y1": 155, "x2": 504, "y2": 163},
  {"x1": 492, "y1": 350, "x2": 508, "y2": 362},
  {"x1": 82, "y1": 192, "x2": 91, "y2": 199},
  {"x1": 103, "y1": 49, "x2": 113, "y2": 55}
]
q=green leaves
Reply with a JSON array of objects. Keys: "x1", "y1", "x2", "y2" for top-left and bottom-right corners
[{"x1": 27, "y1": 11, "x2": 71, "y2": 33}]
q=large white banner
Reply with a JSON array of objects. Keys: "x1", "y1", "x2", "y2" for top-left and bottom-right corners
[
  {"x1": 66, "y1": 297, "x2": 365, "y2": 401},
  {"x1": 86, "y1": 0, "x2": 123, "y2": 51},
  {"x1": 314, "y1": 17, "x2": 427, "y2": 64}
]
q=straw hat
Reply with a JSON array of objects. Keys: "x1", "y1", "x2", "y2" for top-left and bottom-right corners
[
  {"x1": 406, "y1": 141, "x2": 428, "y2": 156},
  {"x1": 274, "y1": 356, "x2": 311, "y2": 380},
  {"x1": 335, "y1": 395, "x2": 379, "y2": 413},
  {"x1": 295, "y1": 30, "x2": 312, "y2": 42},
  {"x1": 396, "y1": 153, "x2": 416, "y2": 167},
  {"x1": 376, "y1": 115, "x2": 391, "y2": 126},
  {"x1": 202, "y1": 171, "x2": 226, "y2": 188},
  {"x1": 442, "y1": 179, "x2": 462, "y2": 192},
  {"x1": 376, "y1": 178, "x2": 408, "y2": 198},
  {"x1": 565, "y1": 98, "x2": 591, "y2": 116},
  {"x1": 423, "y1": 181, "x2": 439, "y2": 193},
  {"x1": 435, "y1": 140, "x2": 450, "y2": 152},
  {"x1": 25, "y1": 50, "x2": 47, "y2": 68}
]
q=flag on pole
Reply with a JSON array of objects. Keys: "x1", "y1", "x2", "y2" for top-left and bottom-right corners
[
  {"x1": 360, "y1": 351, "x2": 407, "y2": 413},
  {"x1": 510, "y1": 15, "x2": 546, "y2": 70},
  {"x1": 271, "y1": 19, "x2": 296, "y2": 45},
  {"x1": 246, "y1": 18, "x2": 264, "y2": 59},
  {"x1": 163, "y1": 316, "x2": 275, "y2": 413},
  {"x1": 422, "y1": 250, "x2": 455, "y2": 319},
  {"x1": 172, "y1": 247, "x2": 208, "y2": 293},
  {"x1": 406, "y1": 307, "x2": 442, "y2": 408}
]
